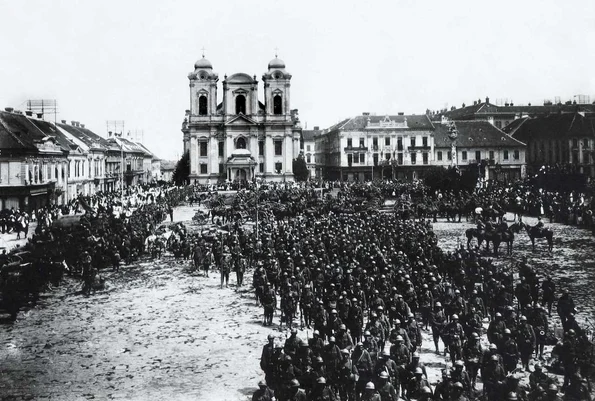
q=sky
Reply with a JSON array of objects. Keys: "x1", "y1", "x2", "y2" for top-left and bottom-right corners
[{"x1": 1, "y1": 0, "x2": 594, "y2": 161}]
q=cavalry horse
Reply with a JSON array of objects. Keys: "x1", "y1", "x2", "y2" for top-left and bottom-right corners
[
  {"x1": 465, "y1": 222, "x2": 521, "y2": 256},
  {"x1": 520, "y1": 220, "x2": 554, "y2": 252}
]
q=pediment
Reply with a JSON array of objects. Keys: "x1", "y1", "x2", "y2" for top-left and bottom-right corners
[{"x1": 225, "y1": 114, "x2": 258, "y2": 126}]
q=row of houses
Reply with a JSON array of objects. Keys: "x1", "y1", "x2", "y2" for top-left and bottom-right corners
[
  {"x1": 301, "y1": 99, "x2": 595, "y2": 182},
  {"x1": 0, "y1": 108, "x2": 161, "y2": 212}
]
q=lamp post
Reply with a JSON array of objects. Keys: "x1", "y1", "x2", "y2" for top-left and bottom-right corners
[{"x1": 448, "y1": 120, "x2": 458, "y2": 169}]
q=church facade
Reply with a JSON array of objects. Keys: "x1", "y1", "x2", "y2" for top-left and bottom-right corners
[{"x1": 182, "y1": 56, "x2": 302, "y2": 184}]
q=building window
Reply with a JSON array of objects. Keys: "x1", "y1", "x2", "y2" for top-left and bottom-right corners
[
  {"x1": 583, "y1": 138, "x2": 590, "y2": 148},
  {"x1": 397, "y1": 138, "x2": 403, "y2": 151},
  {"x1": 411, "y1": 153, "x2": 417, "y2": 164},
  {"x1": 235, "y1": 95, "x2": 246, "y2": 114},
  {"x1": 275, "y1": 162, "x2": 282, "y2": 173},
  {"x1": 572, "y1": 138, "x2": 579, "y2": 149},
  {"x1": 236, "y1": 137, "x2": 246, "y2": 149},
  {"x1": 219, "y1": 163, "x2": 224, "y2": 174},
  {"x1": 273, "y1": 95, "x2": 283, "y2": 115},
  {"x1": 200, "y1": 163, "x2": 207, "y2": 174},
  {"x1": 259, "y1": 162, "x2": 264, "y2": 173},
  {"x1": 359, "y1": 138, "x2": 365, "y2": 148},
  {"x1": 347, "y1": 138, "x2": 353, "y2": 148},
  {"x1": 475, "y1": 150, "x2": 481, "y2": 161},
  {"x1": 489, "y1": 150, "x2": 494, "y2": 160},
  {"x1": 306, "y1": 145, "x2": 311, "y2": 151},
  {"x1": 495, "y1": 121, "x2": 502, "y2": 129},
  {"x1": 373, "y1": 137, "x2": 378, "y2": 150},
  {"x1": 447, "y1": 151, "x2": 452, "y2": 160},
  {"x1": 200, "y1": 141, "x2": 208, "y2": 156},
  {"x1": 218, "y1": 141, "x2": 224, "y2": 157},
  {"x1": 513, "y1": 150, "x2": 520, "y2": 160},
  {"x1": 373, "y1": 153, "x2": 379, "y2": 166},
  {"x1": 347, "y1": 154, "x2": 353, "y2": 166},
  {"x1": 385, "y1": 137, "x2": 390, "y2": 146},
  {"x1": 422, "y1": 136, "x2": 428, "y2": 147},
  {"x1": 462, "y1": 151, "x2": 467, "y2": 161},
  {"x1": 503, "y1": 150, "x2": 509, "y2": 160},
  {"x1": 410, "y1": 137, "x2": 416, "y2": 147},
  {"x1": 397, "y1": 153, "x2": 403, "y2": 165},
  {"x1": 274, "y1": 140, "x2": 282, "y2": 156},
  {"x1": 259, "y1": 140, "x2": 264, "y2": 156},
  {"x1": 353, "y1": 154, "x2": 359, "y2": 164},
  {"x1": 437, "y1": 151, "x2": 443, "y2": 161},
  {"x1": 360, "y1": 153, "x2": 365, "y2": 163},
  {"x1": 573, "y1": 151, "x2": 579, "y2": 164},
  {"x1": 306, "y1": 154, "x2": 311, "y2": 163},
  {"x1": 385, "y1": 153, "x2": 391, "y2": 160},
  {"x1": 582, "y1": 151, "x2": 589, "y2": 164},
  {"x1": 422, "y1": 152, "x2": 428, "y2": 165},
  {"x1": 199, "y1": 96, "x2": 208, "y2": 115}
]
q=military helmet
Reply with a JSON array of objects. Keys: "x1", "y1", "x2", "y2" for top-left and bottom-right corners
[
  {"x1": 365, "y1": 382, "x2": 375, "y2": 390},
  {"x1": 507, "y1": 392, "x2": 518, "y2": 400},
  {"x1": 258, "y1": 380, "x2": 267, "y2": 387},
  {"x1": 317, "y1": 377, "x2": 326, "y2": 384},
  {"x1": 379, "y1": 371, "x2": 389, "y2": 379}
]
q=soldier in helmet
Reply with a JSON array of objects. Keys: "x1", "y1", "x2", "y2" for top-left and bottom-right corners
[
  {"x1": 430, "y1": 302, "x2": 447, "y2": 354},
  {"x1": 262, "y1": 282, "x2": 277, "y2": 326},
  {"x1": 374, "y1": 350, "x2": 400, "y2": 397},
  {"x1": 450, "y1": 381, "x2": 469, "y2": 401},
  {"x1": 285, "y1": 379, "x2": 307, "y2": 401},
  {"x1": 338, "y1": 349, "x2": 358, "y2": 401},
  {"x1": 253, "y1": 380, "x2": 275, "y2": 401},
  {"x1": 300, "y1": 284, "x2": 314, "y2": 329},
  {"x1": 516, "y1": 315, "x2": 536, "y2": 371},
  {"x1": 348, "y1": 297, "x2": 364, "y2": 344},
  {"x1": 352, "y1": 342, "x2": 373, "y2": 397},
  {"x1": 406, "y1": 367, "x2": 430, "y2": 400},
  {"x1": 376, "y1": 371, "x2": 398, "y2": 401},
  {"x1": 361, "y1": 382, "x2": 381, "y2": 401},
  {"x1": 451, "y1": 360, "x2": 471, "y2": 398},
  {"x1": 463, "y1": 332, "x2": 482, "y2": 389},
  {"x1": 310, "y1": 377, "x2": 338, "y2": 401},
  {"x1": 529, "y1": 363, "x2": 552, "y2": 393},
  {"x1": 261, "y1": 334, "x2": 277, "y2": 386},
  {"x1": 501, "y1": 329, "x2": 519, "y2": 374},
  {"x1": 482, "y1": 354, "x2": 506, "y2": 401}
]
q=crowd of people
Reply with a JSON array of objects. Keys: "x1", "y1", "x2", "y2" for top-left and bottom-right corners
[{"x1": 0, "y1": 185, "x2": 189, "y2": 318}]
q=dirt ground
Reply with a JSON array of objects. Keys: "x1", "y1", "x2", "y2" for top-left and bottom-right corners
[{"x1": 0, "y1": 207, "x2": 593, "y2": 400}]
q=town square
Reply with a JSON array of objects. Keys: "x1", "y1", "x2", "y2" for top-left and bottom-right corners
[{"x1": 1, "y1": 1, "x2": 595, "y2": 400}]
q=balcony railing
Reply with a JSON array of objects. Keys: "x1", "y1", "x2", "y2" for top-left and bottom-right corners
[{"x1": 344, "y1": 146, "x2": 369, "y2": 152}]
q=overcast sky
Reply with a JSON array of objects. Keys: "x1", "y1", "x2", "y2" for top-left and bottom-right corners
[{"x1": 1, "y1": 0, "x2": 594, "y2": 160}]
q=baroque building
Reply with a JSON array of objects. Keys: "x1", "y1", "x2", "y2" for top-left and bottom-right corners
[{"x1": 182, "y1": 55, "x2": 302, "y2": 184}]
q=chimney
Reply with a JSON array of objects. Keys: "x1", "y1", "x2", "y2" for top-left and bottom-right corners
[
  {"x1": 25, "y1": 110, "x2": 33, "y2": 117},
  {"x1": 473, "y1": 101, "x2": 477, "y2": 106},
  {"x1": 362, "y1": 112, "x2": 370, "y2": 116},
  {"x1": 80, "y1": 124, "x2": 85, "y2": 128},
  {"x1": 71, "y1": 121, "x2": 76, "y2": 126},
  {"x1": 486, "y1": 96, "x2": 490, "y2": 104},
  {"x1": 4, "y1": 107, "x2": 14, "y2": 112},
  {"x1": 398, "y1": 112, "x2": 404, "y2": 116},
  {"x1": 14, "y1": 110, "x2": 22, "y2": 114},
  {"x1": 108, "y1": 131, "x2": 113, "y2": 137},
  {"x1": 36, "y1": 113, "x2": 43, "y2": 119},
  {"x1": 61, "y1": 120, "x2": 67, "y2": 124},
  {"x1": 505, "y1": 102, "x2": 509, "y2": 107},
  {"x1": 314, "y1": 126, "x2": 319, "y2": 131}
]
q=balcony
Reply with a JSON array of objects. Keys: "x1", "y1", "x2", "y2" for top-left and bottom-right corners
[
  {"x1": 408, "y1": 145, "x2": 431, "y2": 150},
  {"x1": 344, "y1": 146, "x2": 369, "y2": 152}
]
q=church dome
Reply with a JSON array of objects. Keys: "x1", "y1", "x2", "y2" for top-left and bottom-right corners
[
  {"x1": 194, "y1": 56, "x2": 213, "y2": 69},
  {"x1": 268, "y1": 57, "x2": 286, "y2": 69}
]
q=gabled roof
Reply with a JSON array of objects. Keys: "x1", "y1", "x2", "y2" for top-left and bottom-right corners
[
  {"x1": 302, "y1": 129, "x2": 321, "y2": 142},
  {"x1": 441, "y1": 101, "x2": 595, "y2": 120},
  {"x1": 434, "y1": 121, "x2": 525, "y2": 148},
  {"x1": 443, "y1": 102, "x2": 499, "y2": 119},
  {"x1": 30, "y1": 119, "x2": 80, "y2": 152},
  {"x1": 505, "y1": 112, "x2": 595, "y2": 142},
  {"x1": 56, "y1": 122, "x2": 110, "y2": 150},
  {"x1": 501, "y1": 117, "x2": 529, "y2": 136},
  {"x1": 326, "y1": 114, "x2": 434, "y2": 132},
  {"x1": 0, "y1": 111, "x2": 66, "y2": 153}
]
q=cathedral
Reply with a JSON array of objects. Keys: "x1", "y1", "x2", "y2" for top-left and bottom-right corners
[{"x1": 182, "y1": 55, "x2": 302, "y2": 184}]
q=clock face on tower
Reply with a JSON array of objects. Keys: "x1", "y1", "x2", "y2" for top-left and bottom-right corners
[
  {"x1": 274, "y1": 73, "x2": 282, "y2": 79},
  {"x1": 200, "y1": 74, "x2": 207, "y2": 80}
]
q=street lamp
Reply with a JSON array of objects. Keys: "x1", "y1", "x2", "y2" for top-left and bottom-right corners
[{"x1": 113, "y1": 132, "x2": 124, "y2": 207}]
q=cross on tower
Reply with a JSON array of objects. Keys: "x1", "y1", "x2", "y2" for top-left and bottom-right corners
[
  {"x1": 201, "y1": 46, "x2": 206, "y2": 58},
  {"x1": 274, "y1": 47, "x2": 279, "y2": 58}
]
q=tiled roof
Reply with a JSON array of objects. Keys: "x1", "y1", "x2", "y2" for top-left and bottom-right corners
[
  {"x1": 434, "y1": 121, "x2": 525, "y2": 148},
  {"x1": 56, "y1": 123, "x2": 110, "y2": 150},
  {"x1": 442, "y1": 102, "x2": 595, "y2": 120},
  {"x1": 0, "y1": 111, "x2": 65, "y2": 152},
  {"x1": 327, "y1": 114, "x2": 434, "y2": 132},
  {"x1": 506, "y1": 113, "x2": 595, "y2": 142},
  {"x1": 302, "y1": 129, "x2": 320, "y2": 141},
  {"x1": 160, "y1": 160, "x2": 177, "y2": 170},
  {"x1": 443, "y1": 102, "x2": 498, "y2": 119}
]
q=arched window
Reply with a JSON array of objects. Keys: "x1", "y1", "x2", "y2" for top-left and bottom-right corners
[
  {"x1": 273, "y1": 95, "x2": 283, "y2": 115},
  {"x1": 236, "y1": 137, "x2": 246, "y2": 149},
  {"x1": 198, "y1": 95, "x2": 208, "y2": 115},
  {"x1": 235, "y1": 95, "x2": 246, "y2": 114}
]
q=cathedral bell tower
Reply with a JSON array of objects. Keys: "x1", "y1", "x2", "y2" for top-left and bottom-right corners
[
  {"x1": 188, "y1": 55, "x2": 218, "y2": 117},
  {"x1": 262, "y1": 56, "x2": 291, "y2": 117}
]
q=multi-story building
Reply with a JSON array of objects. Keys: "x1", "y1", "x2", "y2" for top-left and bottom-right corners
[
  {"x1": 0, "y1": 109, "x2": 68, "y2": 211},
  {"x1": 504, "y1": 112, "x2": 595, "y2": 177},
  {"x1": 316, "y1": 113, "x2": 435, "y2": 181},
  {"x1": 434, "y1": 119, "x2": 527, "y2": 181},
  {"x1": 56, "y1": 120, "x2": 109, "y2": 195},
  {"x1": 182, "y1": 56, "x2": 302, "y2": 184},
  {"x1": 301, "y1": 126, "x2": 319, "y2": 178},
  {"x1": 434, "y1": 97, "x2": 595, "y2": 129}
]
